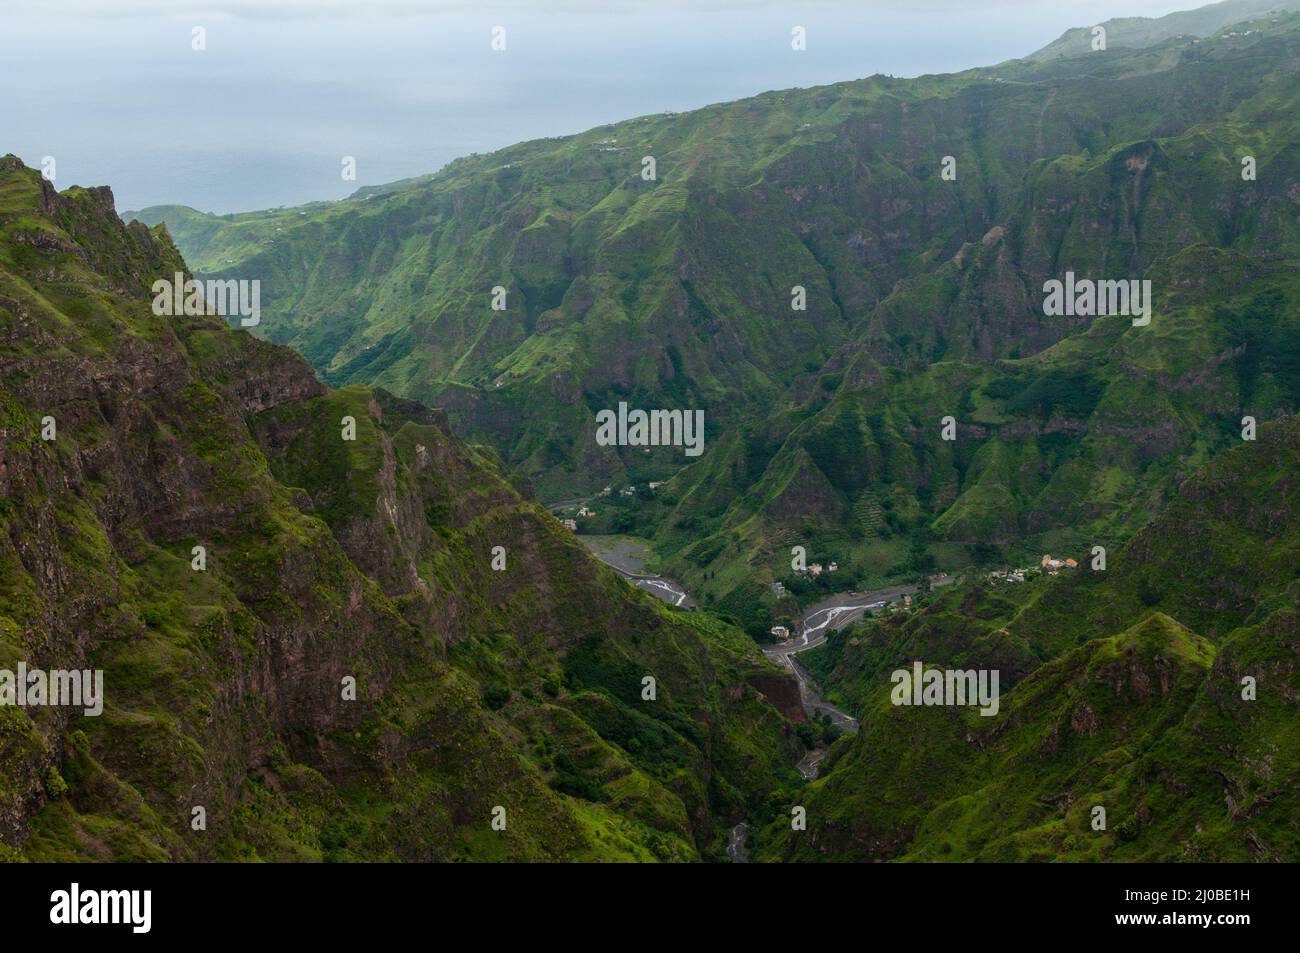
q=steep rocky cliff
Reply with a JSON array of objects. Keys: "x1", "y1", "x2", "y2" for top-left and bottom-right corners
[{"x1": 0, "y1": 156, "x2": 801, "y2": 861}]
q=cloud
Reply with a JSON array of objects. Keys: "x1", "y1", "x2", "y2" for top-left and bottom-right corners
[
  {"x1": 10, "y1": 0, "x2": 1190, "y2": 19},
  {"x1": 10, "y1": 0, "x2": 759, "y2": 16}
]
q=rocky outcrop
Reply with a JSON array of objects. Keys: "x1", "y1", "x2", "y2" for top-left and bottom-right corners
[
  {"x1": 748, "y1": 673, "x2": 807, "y2": 723},
  {"x1": 0, "y1": 158, "x2": 801, "y2": 861}
]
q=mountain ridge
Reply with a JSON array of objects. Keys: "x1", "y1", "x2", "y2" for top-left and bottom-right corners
[
  {"x1": 126, "y1": 8, "x2": 1300, "y2": 642},
  {"x1": 763, "y1": 414, "x2": 1299, "y2": 861},
  {"x1": 0, "y1": 155, "x2": 804, "y2": 861}
]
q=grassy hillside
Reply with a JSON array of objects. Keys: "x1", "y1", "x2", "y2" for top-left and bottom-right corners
[
  {"x1": 8, "y1": 0, "x2": 1297, "y2": 864},
  {"x1": 132, "y1": 12, "x2": 1300, "y2": 642},
  {"x1": 0, "y1": 156, "x2": 803, "y2": 862},
  {"x1": 758, "y1": 416, "x2": 1299, "y2": 861},
  {"x1": 621, "y1": 19, "x2": 1300, "y2": 631},
  {"x1": 1027, "y1": 0, "x2": 1299, "y2": 61}
]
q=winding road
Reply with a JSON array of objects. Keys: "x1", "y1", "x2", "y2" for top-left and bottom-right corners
[
  {"x1": 776, "y1": 653, "x2": 860, "y2": 735},
  {"x1": 567, "y1": 526, "x2": 922, "y2": 858},
  {"x1": 729, "y1": 584, "x2": 919, "y2": 860},
  {"x1": 765, "y1": 585, "x2": 920, "y2": 658},
  {"x1": 764, "y1": 584, "x2": 921, "y2": 758}
]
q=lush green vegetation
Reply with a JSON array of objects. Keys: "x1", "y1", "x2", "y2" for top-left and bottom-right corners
[
  {"x1": 0, "y1": 156, "x2": 803, "y2": 862},
  {"x1": 761, "y1": 416, "x2": 1300, "y2": 861},
  {"x1": 7, "y1": 0, "x2": 1298, "y2": 862},
  {"x1": 134, "y1": 10, "x2": 1300, "y2": 629}
]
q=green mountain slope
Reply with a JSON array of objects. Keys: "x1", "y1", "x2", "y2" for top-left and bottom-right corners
[
  {"x1": 0, "y1": 156, "x2": 804, "y2": 862},
  {"x1": 634, "y1": 21, "x2": 1300, "y2": 628},
  {"x1": 129, "y1": 11, "x2": 1294, "y2": 481},
  {"x1": 131, "y1": 7, "x2": 1300, "y2": 641},
  {"x1": 1027, "y1": 0, "x2": 1298, "y2": 61},
  {"x1": 756, "y1": 415, "x2": 1300, "y2": 861}
]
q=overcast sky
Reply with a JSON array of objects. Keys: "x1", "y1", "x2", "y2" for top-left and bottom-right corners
[{"x1": 2, "y1": 0, "x2": 1197, "y2": 213}]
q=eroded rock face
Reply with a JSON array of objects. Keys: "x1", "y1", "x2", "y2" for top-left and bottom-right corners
[
  {"x1": 0, "y1": 177, "x2": 405, "y2": 855},
  {"x1": 0, "y1": 157, "x2": 801, "y2": 861},
  {"x1": 748, "y1": 673, "x2": 807, "y2": 723}
]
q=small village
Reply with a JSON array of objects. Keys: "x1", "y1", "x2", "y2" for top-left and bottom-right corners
[
  {"x1": 988, "y1": 554, "x2": 1079, "y2": 584},
  {"x1": 559, "y1": 482, "x2": 667, "y2": 531}
]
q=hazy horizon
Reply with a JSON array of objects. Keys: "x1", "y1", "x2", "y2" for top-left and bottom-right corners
[{"x1": 3, "y1": 0, "x2": 1199, "y2": 214}]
